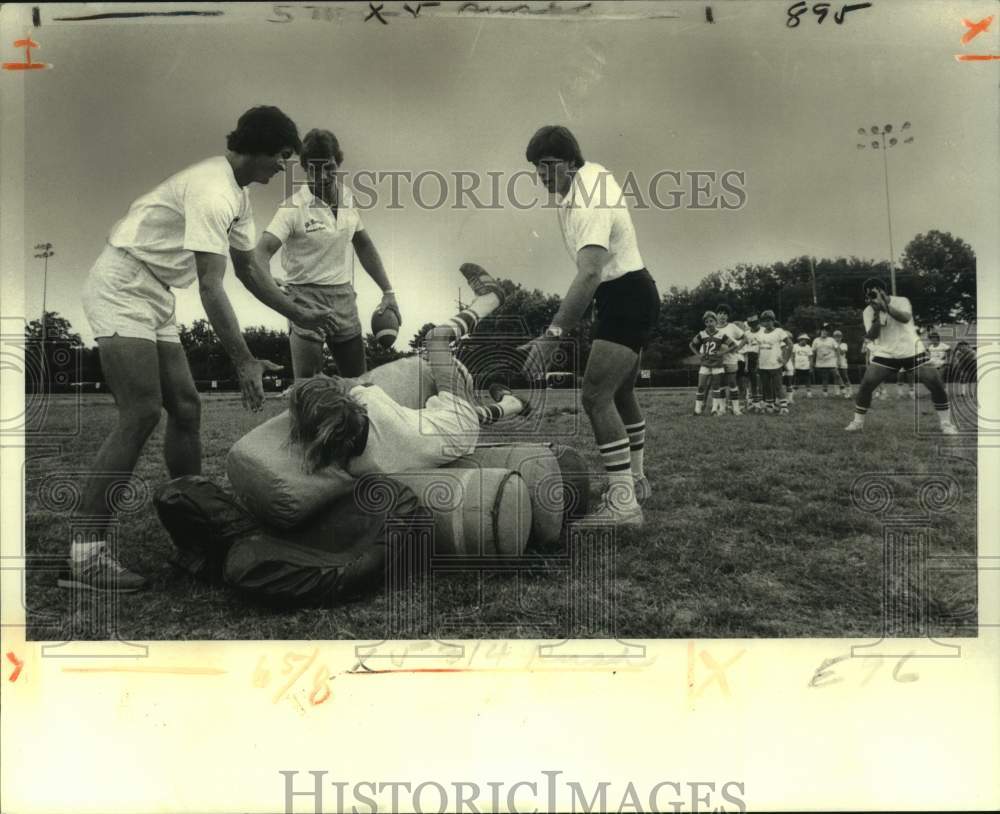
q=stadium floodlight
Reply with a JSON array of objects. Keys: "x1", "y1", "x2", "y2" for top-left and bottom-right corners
[{"x1": 854, "y1": 122, "x2": 916, "y2": 294}]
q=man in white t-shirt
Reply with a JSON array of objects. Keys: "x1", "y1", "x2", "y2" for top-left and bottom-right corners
[
  {"x1": 519, "y1": 126, "x2": 660, "y2": 525},
  {"x1": 756, "y1": 311, "x2": 792, "y2": 414},
  {"x1": 289, "y1": 264, "x2": 510, "y2": 476},
  {"x1": 792, "y1": 334, "x2": 814, "y2": 398},
  {"x1": 64, "y1": 107, "x2": 337, "y2": 593},
  {"x1": 845, "y1": 278, "x2": 956, "y2": 434},
  {"x1": 832, "y1": 330, "x2": 852, "y2": 398},
  {"x1": 259, "y1": 128, "x2": 400, "y2": 381}
]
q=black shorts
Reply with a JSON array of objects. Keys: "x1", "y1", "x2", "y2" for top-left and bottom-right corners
[
  {"x1": 593, "y1": 268, "x2": 660, "y2": 354},
  {"x1": 872, "y1": 353, "x2": 929, "y2": 373},
  {"x1": 745, "y1": 352, "x2": 759, "y2": 374}
]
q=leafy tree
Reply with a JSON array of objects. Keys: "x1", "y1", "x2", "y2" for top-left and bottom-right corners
[{"x1": 898, "y1": 230, "x2": 976, "y2": 323}]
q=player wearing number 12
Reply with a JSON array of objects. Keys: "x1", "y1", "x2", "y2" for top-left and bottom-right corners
[{"x1": 690, "y1": 311, "x2": 734, "y2": 416}]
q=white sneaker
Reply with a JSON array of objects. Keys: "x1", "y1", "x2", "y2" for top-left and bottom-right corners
[
  {"x1": 731, "y1": 403, "x2": 743, "y2": 416},
  {"x1": 694, "y1": 403, "x2": 703, "y2": 416},
  {"x1": 941, "y1": 422, "x2": 959, "y2": 436},
  {"x1": 807, "y1": 391, "x2": 813, "y2": 399},
  {"x1": 571, "y1": 494, "x2": 643, "y2": 527},
  {"x1": 844, "y1": 418, "x2": 865, "y2": 432}
]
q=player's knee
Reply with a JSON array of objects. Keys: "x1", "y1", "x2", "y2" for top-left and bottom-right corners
[
  {"x1": 119, "y1": 398, "x2": 162, "y2": 438},
  {"x1": 581, "y1": 384, "x2": 613, "y2": 415},
  {"x1": 166, "y1": 391, "x2": 201, "y2": 431}
]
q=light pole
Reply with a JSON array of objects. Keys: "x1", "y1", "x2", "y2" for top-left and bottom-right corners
[
  {"x1": 856, "y1": 122, "x2": 914, "y2": 295},
  {"x1": 33, "y1": 242, "x2": 54, "y2": 337}
]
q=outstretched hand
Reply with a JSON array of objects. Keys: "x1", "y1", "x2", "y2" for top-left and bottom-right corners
[{"x1": 237, "y1": 358, "x2": 283, "y2": 412}]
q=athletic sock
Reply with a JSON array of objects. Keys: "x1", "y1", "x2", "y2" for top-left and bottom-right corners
[
  {"x1": 70, "y1": 538, "x2": 105, "y2": 563},
  {"x1": 624, "y1": 420, "x2": 645, "y2": 478},
  {"x1": 935, "y1": 402, "x2": 953, "y2": 427},
  {"x1": 852, "y1": 405, "x2": 868, "y2": 426},
  {"x1": 598, "y1": 438, "x2": 638, "y2": 509}
]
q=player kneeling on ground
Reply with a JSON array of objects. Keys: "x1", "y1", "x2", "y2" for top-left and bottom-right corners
[
  {"x1": 845, "y1": 278, "x2": 957, "y2": 435},
  {"x1": 288, "y1": 264, "x2": 527, "y2": 475}
]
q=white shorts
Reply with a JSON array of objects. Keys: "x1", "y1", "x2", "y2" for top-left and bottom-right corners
[
  {"x1": 698, "y1": 365, "x2": 724, "y2": 376},
  {"x1": 82, "y1": 244, "x2": 180, "y2": 343}
]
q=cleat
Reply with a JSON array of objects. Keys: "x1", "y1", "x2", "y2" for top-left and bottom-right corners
[
  {"x1": 779, "y1": 407, "x2": 789, "y2": 415},
  {"x1": 459, "y1": 263, "x2": 505, "y2": 304},
  {"x1": 941, "y1": 422, "x2": 959, "y2": 436},
  {"x1": 844, "y1": 418, "x2": 865, "y2": 432},
  {"x1": 634, "y1": 475, "x2": 652, "y2": 504},
  {"x1": 570, "y1": 494, "x2": 643, "y2": 527},
  {"x1": 694, "y1": 403, "x2": 703, "y2": 416},
  {"x1": 57, "y1": 549, "x2": 146, "y2": 593}
]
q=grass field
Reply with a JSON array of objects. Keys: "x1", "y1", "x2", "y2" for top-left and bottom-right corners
[{"x1": 23, "y1": 386, "x2": 978, "y2": 641}]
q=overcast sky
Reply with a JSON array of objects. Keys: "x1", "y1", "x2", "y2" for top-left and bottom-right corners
[{"x1": 13, "y1": 1, "x2": 999, "y2": 346}]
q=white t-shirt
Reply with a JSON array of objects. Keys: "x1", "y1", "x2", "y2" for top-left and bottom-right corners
[
  {"x1": 812, "y1": 336, "x2": 839, "y2": 368},
  {"x1": 557, "y1": 161, "x2": 645, "y2": 282},
  {"x1": 927, "y1": 342, "x2": 950, "y2": 368},
  {"x1": 265, "y1": 183, "x2": 365, "y2": 286},
  {"x1": 836, "y1": 341, "x2": 849, "y2": 367},
  {"x1": 108, "y1": 156, "x2": 256, "y2": 288},
  {"x1": 717, "y1": 322, "x2": 745, "y2": 364},
  {"x1": 793, "y1": 344, "x2": 813, "y2": 370},
  {"x1": 345, "y1": 385, "x2": 478, "y2": 477},
  {"x1": 757, "y1": 327, "x2": 790, "y2": 370},
  {"x1": 745, "y1": 328, "x2": 762, "y2": 354},
  {"x1": 862, "y1": 296, "x2": 925, "y2": 359}
]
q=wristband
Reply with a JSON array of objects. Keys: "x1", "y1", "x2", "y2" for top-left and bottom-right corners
[{"x1": 382, "y1": 289, "x2": 395, "y2": 295}]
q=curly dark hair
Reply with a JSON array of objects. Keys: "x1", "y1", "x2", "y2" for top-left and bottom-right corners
[
  {"x1": 300, "y1": 128, "x2": 345, "y2": 168},
  {"x1": 226, "y1": 106, "x2": 302, "y2": 156},
  {"x1": 525, "y1": 125, "x2": 585, "y2": 167}
]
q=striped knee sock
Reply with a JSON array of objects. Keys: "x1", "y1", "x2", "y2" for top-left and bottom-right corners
[
  {"x1": 476, "y1": 394, "x2": 523, "y2": 425},
  {"x1": 934, "y1": 400, "x2": 953, "y2": 427},
  {"x1": 598, "y1": 438, "x2": 637, "y2": 508},
  {"x1": 625, "y1": 420, "x2": 645, "y2": 478}
]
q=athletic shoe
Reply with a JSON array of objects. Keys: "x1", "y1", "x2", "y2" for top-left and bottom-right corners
[
  {"x1": 807, "y1": 391, "x2": 813, "y2": 398},
  {"x1": 57, "y1": 549, "x2": 146, "y2": 593},
  {"x1": 823, "y1": 391, "x2": 829, "y2": 398},
  {"x1": 910, "y1": 390, "x2": 916, "y2": 399},
  {"x1": 731, "y1": 403, "x2": 743, "y2": 416},
  {"x1": 459, "y1": 263, "x2": 505, "y2": 304},
  {"x1": 694, "y1": 403, "x2": 703, "y2": 416},
  {"x1": 844, "y1": 418, "x2": 865, "y2": 432},
  {"x1": 570, "y1": 494, "x2": 643, "y2": 527},
  {"x1": 941, "y1": 422, "x2": 959, "y2": 436},
  {"x1": 487, "y1": 382, "x2": 532, "y2": 418},
  {"x1": 779, "y1": 407, "x2": 789, "y2": 415},
  {"x1": 634, "y1": 475, "x2": 652, "y2": 504}
]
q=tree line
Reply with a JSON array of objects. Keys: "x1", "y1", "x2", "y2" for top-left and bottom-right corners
[{"x1": 22, "y1": 230, "x2": 975, "y2": 390}]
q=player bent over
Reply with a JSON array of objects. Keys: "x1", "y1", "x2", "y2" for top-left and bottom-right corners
[
  {"x1": 690, "y1": 311, "x2": 733, "y2": 416},
  {"x1": 289, "y1": 264, "x2": 527, "y2": 476},
  {"x1": 845, "y1": 278, "x2": 957, "y2": 435},
  {"x1": 62, "y1": 106, "x2": 337, "y2": 593},
  {"x1": 756, "y1": 310, "x2": 792, "y2": 415}
]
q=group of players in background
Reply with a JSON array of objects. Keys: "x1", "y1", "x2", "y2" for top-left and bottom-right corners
[{"x1": 690, "y1": 301, "x2": 972, "y2": 422}]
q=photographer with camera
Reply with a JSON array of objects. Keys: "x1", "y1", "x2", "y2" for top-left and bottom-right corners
[{"x1": 844, "y1": 278, "x2": 957, "y2": 435}]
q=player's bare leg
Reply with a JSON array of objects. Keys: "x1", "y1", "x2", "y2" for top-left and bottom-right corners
[
  {"x1": 846, "y1": 363, "x2": 894, "y2": 431},
  {"x1": 916, "y1": 364, "x2": 958, "y2": 434}
]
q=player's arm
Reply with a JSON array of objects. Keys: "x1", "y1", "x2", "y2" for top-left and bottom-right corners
[
  {"x1": 883, "y1": 294, "x2": 912, "y2": 324},
  {"x1": 863, "y1": 305, "x2": 882, "y2": 341},
  {"x1": 353, "y1": 229, "x2": 399, "y2": 320},
  {"x1": 550, "y1": 245, "x2": 608, "y2": 331},
  {"x1": 230, "y1": 245, "x2": 335, "y2": 334},
  {"x1": 689, "y1": 335, "x2": 701, "y2": 357},
  {"x1": 780, "y1": 337, "x2": 793, "y2": 366},
  {"x1": 195, "y1": 251, "x2": 275, "y2": 411}
]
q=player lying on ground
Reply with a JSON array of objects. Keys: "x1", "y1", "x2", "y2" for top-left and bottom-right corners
[
  {"x1": 257, "y1": 127, "x2": 399, "y2": 381},
  {"x1": 288, "y1": 264, "x2": 528, "y2": 476},
  {"x1": 519, "y1": 125, "x2": 660, "y2": 526},
  {"x1": 62, "y1": 106, "x2": 337, "y2": 593},
  {"x1": 690, "y1": 311, "x2": 734, "y2": 416},
  {"x1": 845, "y1": 278, "x2": 957, "y2": 435}
]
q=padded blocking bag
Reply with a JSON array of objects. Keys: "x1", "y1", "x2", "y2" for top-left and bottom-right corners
[
  {"x1": 154, "y1": 476, "x2": 261, "y2": 583},
  {"x1": 223, "y1": 477, "x2": 423, "y2": 607},
  {"x1": 226, "y1": 356, "x2": 440, "y2": 528}
]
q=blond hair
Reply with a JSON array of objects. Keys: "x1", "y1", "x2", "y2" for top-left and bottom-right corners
[{"x1": 288, "y1": 376, "x2": 368, "y2": 472}]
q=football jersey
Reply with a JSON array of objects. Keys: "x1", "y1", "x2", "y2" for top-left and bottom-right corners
[
  {"x1": 793, "y1": 344, "x2": 813, "y2": 370},
  {"x1": 717, "y1": 322, "x2": 745, "y2": 363},
  {"x1": 694, "y1": 330, "x2": 729, "y2": 367},
  {"x1": 757, "y1": 327, "x2": 790, "y2": 370},
  {"x1": 812, "y1": 336, "x2": 839, "y2": 368},
  {"x1": 862, "y1": 296, "x2": 925, "y2": 358},
  {"x1": 927, "y1": 342, "x2": 950, "y2": 367}
]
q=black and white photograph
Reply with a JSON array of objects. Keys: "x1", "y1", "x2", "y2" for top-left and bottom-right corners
[{"x1": 1, "y1": 1, "x2": 997, "y2": 811}]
